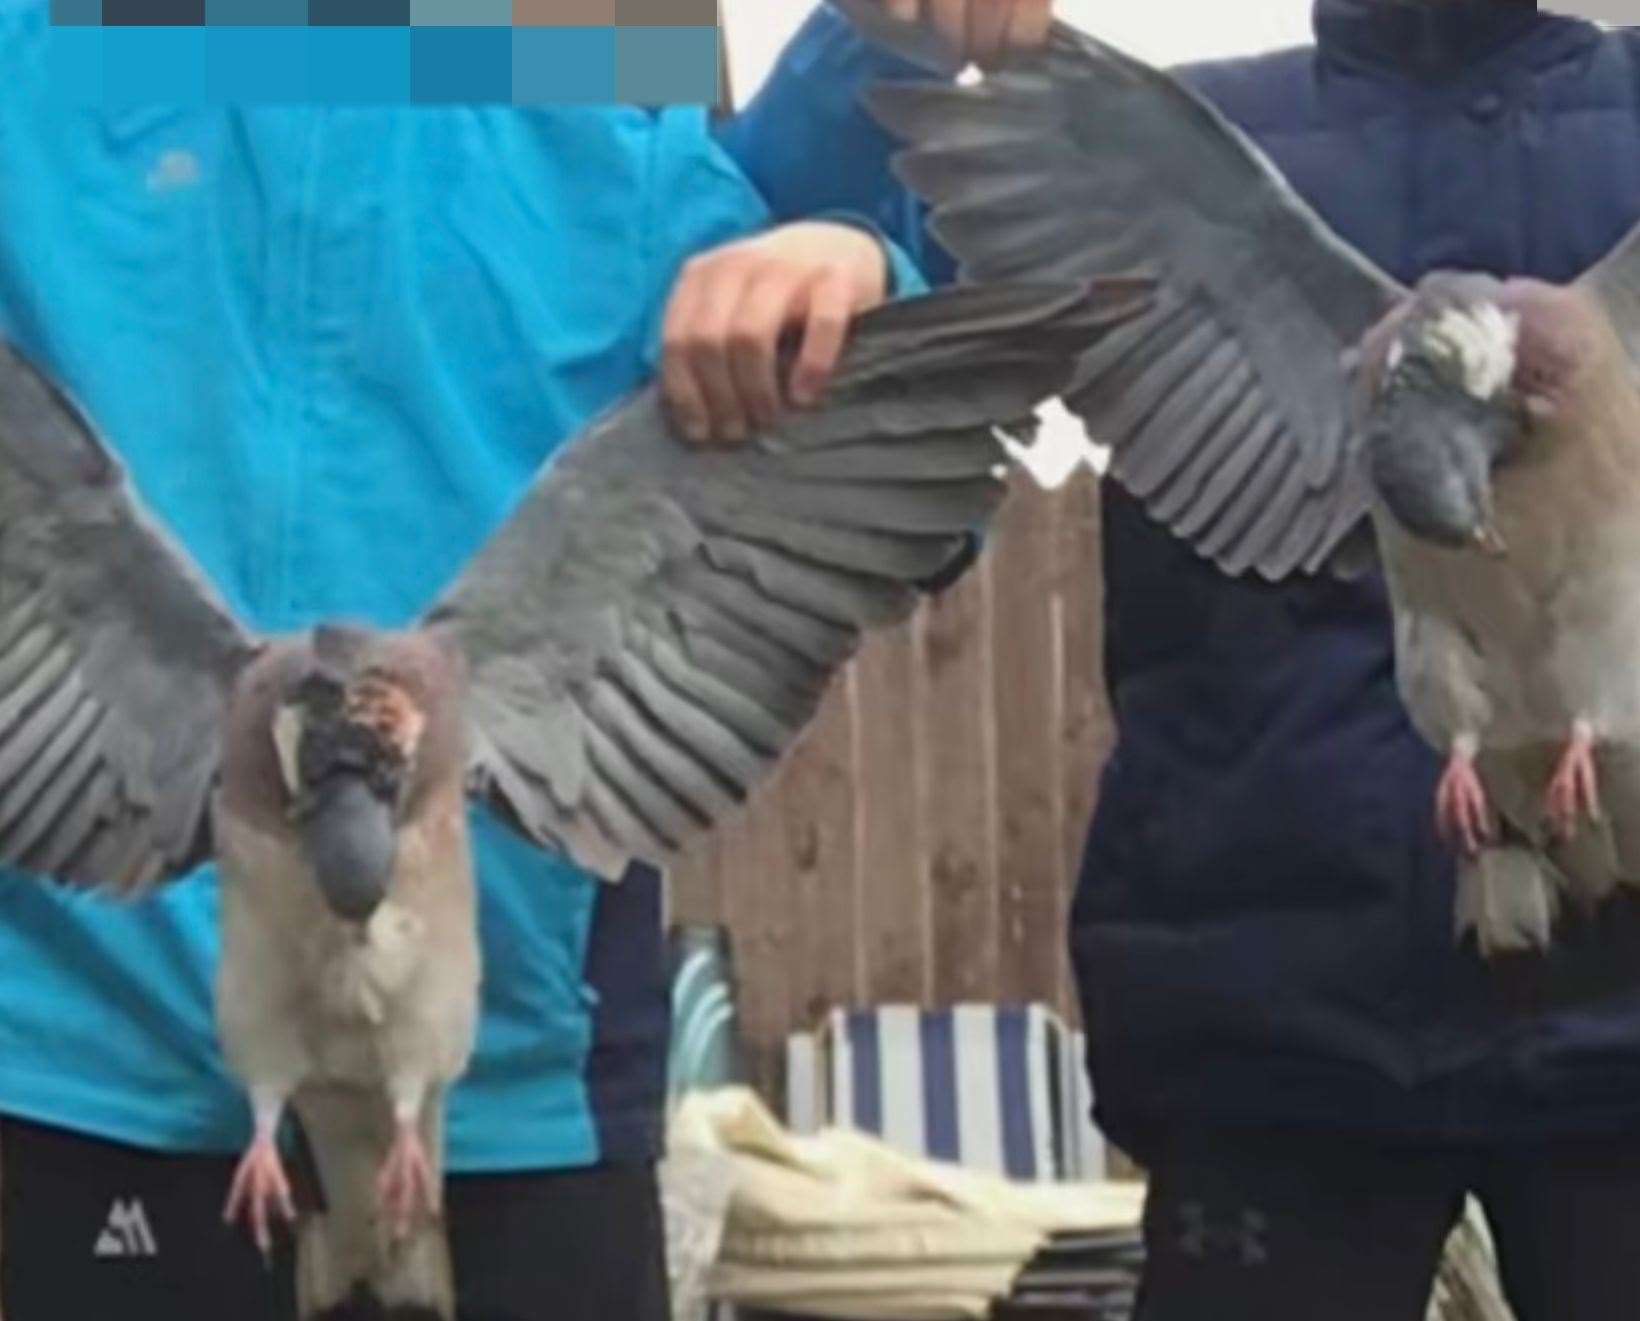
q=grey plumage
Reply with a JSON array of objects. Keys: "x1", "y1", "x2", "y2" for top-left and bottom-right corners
[
  {"x1": 854, "y1": 10, "x2": 1403, "y2": 582},
  {"x1": 0, "y1": 340, "x2": 259, "y2": 891},
  {"x1": 0, "y1": 277, "x2": 1142, "y2": 1317},
  {"x1": 428, "y1": 280, "x2": 1146, "y2": 879},
  {"x1": 851, "y1": 0, "x2": 1640, "y2": 957}
]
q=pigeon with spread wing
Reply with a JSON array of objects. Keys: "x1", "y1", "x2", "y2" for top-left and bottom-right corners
[
  {"x1": 848, "y1": 0, "x2": 1640, "y2": 959},
  {"x1": 0, "y1": 278, "x2": 1147, "y2": 1320}
]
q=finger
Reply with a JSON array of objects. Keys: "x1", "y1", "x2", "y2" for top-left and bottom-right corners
[
  {"x1": 1584, "y1": 763, "x2": 1603, "y2": 823},
  {"x1": 688, "y1": 271, "x2": 754, "y2": 442},
  {"x1": 1004, "y1": 0, "x2": 1051, "y2": 52},
  {"x1": 277, "y1": 1167, "x2": 297, "y2": 1222},
  {"x1": 662, "y1": 347, "x2": 714, "y2": 445},
  {"x1": 253, "y1": 1190, "x2": 270, "y2": 1256},
  {"x1": 789, "y1": 270, "x2": 855, "y2": 408},
  {"x1": 929, "y1": 0, "x2": 968, "y2": 56},
  {"x1": 661, "y1": 272, "x2": 714, "y2": 443},
  {"x1": 1436, "y1": 786, "x2": 1457, "y2": 850},
  {"x1": 1472, "y1": 791, "x2": 1493, "y2": 849},
  {"x1": 729, "y1": 270, "x2": 802, "y2": 432},
  {"x1": 885, "y1": 0, "x2": 919, "y2": 18},
  {"x1": 421, "y1": 1156, "x2": 440, "y2": 1216},
  {"x1": 223, "y1": 1172, "x2": 246, "y2": 1225},
  {"x1": 968, "y1": 0, "x2": 1009, "y2": 66}
]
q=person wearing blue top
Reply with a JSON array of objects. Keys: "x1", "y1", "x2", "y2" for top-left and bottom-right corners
[
  {"x1": 735, "y1": 2, "x2": 1640, "y2": 1319},
  {"x1": 0, "y1": 2, "x2": 926, "y2": 1316}
]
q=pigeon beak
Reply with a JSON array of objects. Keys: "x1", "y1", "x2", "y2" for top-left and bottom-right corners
[
  {"x1": 1472, "y1": 523, "x2": 1508, "y2": 558},
  {"x1": 301, "y1": 772, "x2": 396, "y2": 924}
]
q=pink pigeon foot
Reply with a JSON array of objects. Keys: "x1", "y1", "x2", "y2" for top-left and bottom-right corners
[
  {"x1": 1436, "y1": 743, "x2": 1492, "y2": 857},
  {"x1": 377, "y1": 1120, "x2": 437, "y2": 1241},
  {"x1": 223, "y1": 1135, "x2": 296, "y2": 1257},
  {"x1": 1546, "y1": 721, "x2": 1601, "y2": 841}
]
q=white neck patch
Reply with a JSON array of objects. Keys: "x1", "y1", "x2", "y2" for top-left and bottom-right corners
[
  {"x1": 1415, "y1": 302, "x2": 1520, "y2": 400},
  {"x1": 272, "y1": 703, "x2": 305, "y2": 800}
]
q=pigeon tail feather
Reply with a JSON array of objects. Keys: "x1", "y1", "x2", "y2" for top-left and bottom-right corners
[{"x1": 1455, "y1": 843, "x2": 1561, "y2": 957}]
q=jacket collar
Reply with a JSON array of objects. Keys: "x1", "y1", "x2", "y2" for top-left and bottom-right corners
[{"x1": 1313, "y1": 0, "x2": 1582, "y2": 79}]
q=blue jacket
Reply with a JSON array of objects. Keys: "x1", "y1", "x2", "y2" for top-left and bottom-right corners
[
  {"x1": 745, "y1": 0, "x2": 1640, "y2": 1153},
  {"x1": 0, "y1": 0, "x2": 918, "y2": 1168}
]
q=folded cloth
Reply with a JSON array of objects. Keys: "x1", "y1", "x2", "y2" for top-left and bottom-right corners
[
  {"x1": 665, "y1": 1087, "x2": 1144, "y2": 1321},
  {"x1": 661, "y1": 1135, "x2": 740, "y2": 1321}
]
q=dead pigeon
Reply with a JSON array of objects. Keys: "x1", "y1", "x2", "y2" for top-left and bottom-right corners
[
  {"x1": 0, "y1": 278, "x2": 1145, "y2": 1320},
  {"x1": 849, "y1": 2, "x2": 1640, "y2": 957}
]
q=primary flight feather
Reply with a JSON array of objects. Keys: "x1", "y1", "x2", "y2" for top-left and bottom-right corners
[
  {"x1": 0, "y1": 277, "x2": 1145, "y2": 1321},
  {"x1": 847, "y1": 0, "x2": 1640, "y2": 959}
]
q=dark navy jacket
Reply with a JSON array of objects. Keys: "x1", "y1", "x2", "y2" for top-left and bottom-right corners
[{"x1": 736, "y1": 0, "x2": 1640, "y2": 1155}]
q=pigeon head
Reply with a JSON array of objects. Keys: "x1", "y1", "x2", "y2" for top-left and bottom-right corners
[
  {"x1": 272, "y1": 624, "x2": 441, "y2": 925},
  {"x1": 1363, "y1": 283, "x2": 1524, "y2": 555}
]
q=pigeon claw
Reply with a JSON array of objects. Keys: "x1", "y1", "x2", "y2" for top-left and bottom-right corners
[
  {"x1": 223, "y1": 1136, "x2": 296, "y2": 1259},
  {"x1": 376, "y1": 1121, "x2": 437, "y2": 1242},
  {"x1": 1435, "y1": 748, "x2": 1492, "y2": 858},
  {"x1": 1546, "y1": 723, "x2": 1601, "y2": 842}
]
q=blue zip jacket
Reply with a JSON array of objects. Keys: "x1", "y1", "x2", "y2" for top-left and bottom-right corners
[
  {"x1": 741, "y1": 0, "x2": 1640, "y2": 1153},
  {"x1": 0, "y1": 0, "x2": 918, "y2": 1167}
]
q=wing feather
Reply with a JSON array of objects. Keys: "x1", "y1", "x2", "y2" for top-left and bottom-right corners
[
  {"x1": 426, "y1": 282, "x2": 1142, "y2": 874},
  {"x1": 851, "y1": 3, "x2": 1411, "y2": 579},
  {"x1": 0, "y1": 340, "x2": 257, "y2": 891}
]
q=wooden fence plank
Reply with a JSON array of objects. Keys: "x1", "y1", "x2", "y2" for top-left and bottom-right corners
[
  {"x1": 992, "y1": 479, "x2": 1069, "y2": 1008},
  {"x1": 717, "y1": 774, "x2": 795, "y2": 1106},
  {"x1": 854, "y1": 622, "x2": 930, "y2": 1004},
  {"x1": 779, "y1": 678, "x2": 861, "y2": 1033},
  {"x1": 1056, "y1": 471, "x2": 1111, "y2": 1023},
  {"x1": 922, "y1": 556, "x2": 1000, "y2": 1005}
]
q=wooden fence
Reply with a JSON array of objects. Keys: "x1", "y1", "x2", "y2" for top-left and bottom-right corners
[{"x1": 667, "y1": 471, "x2": 1115, "y2": 1101}]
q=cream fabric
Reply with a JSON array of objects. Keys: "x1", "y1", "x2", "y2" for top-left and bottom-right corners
[{"x1": 664, "y1": 1087, "x2": 1144, "y2": 1320}]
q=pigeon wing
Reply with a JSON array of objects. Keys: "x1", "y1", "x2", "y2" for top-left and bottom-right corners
[
  {"x1": 423, "y1": 281, "x2": 1147, "y2": 877},
  {"x1": 0, "y1": 342, "x2": 259, "y2": 892},
  {"x1": 854, "y1": 5, "x2": 1411, "y2": 580}
]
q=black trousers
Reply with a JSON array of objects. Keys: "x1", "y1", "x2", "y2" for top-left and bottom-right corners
[
  {"x1": 0, "y1": 1116, "x2": 668, "y2": 1321},
  {"x1": 1137, "y1": 1125, "x2": 1640, "y2": 1321},
  {"x1": 446, "y1": 1163, "x2": 670, "y2": 1321}
]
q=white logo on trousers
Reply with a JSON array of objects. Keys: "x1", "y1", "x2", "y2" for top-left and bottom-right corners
[{"x1": 93, "y1": 1198, "x2": 157, "y2": 1258}]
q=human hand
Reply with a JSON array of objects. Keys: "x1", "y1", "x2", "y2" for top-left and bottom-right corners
[
  {"x1": 871, "y1": 0, "x2": 1051, "y2": 68},
  {"x1": 661, "y1": 220, "x2": 889, "y2": 445}
]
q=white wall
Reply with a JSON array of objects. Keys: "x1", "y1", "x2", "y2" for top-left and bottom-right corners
[{"x1": 724, "y1": 0, "x2": 1623, "y2": 105}]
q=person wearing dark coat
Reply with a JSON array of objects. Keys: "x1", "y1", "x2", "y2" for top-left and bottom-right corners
[{"x1": 729, "y1": 2, "x2": 1640, "y2": 1317}]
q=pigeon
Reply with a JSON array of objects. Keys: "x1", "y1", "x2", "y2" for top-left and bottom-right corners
[
  {"x1": 845, "y1": 1, "x2": 1640, "y2": 958},
  {"x1": 0, "y1": 277, "x2": 1146, "y2": 1320}
]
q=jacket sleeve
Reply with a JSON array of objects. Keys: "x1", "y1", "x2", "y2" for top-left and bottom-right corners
[
  {"x1": 717, "y1": 2, "x2": 958, "y2": 288},
  {"x1": 635, "y1": 107, "x2": 928, "y2": 373},
  {"x1": 716, "y1": 23, "x2": 976, "y2": 589},
  {"x1": 810, "y1": 208, "x2": 927, "y2": 299}
]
